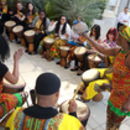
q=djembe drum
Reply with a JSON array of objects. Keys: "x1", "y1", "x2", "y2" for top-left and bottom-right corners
[
  {"x1": 74, "y1": 47, "x2": 87, "y2": 61},
  {"x1": 43, "y1": 37, "x2": 55, "y2": 61},
  {"x1": 74, "y1": 47, "x2": 87, "y2": 68},
  {"x1": 88, "y1": 54, "x2": 102, "y2": 68},
  {"x1": 12, "y1": 25, "x2": 24, "y2": 45},
  {"x1": 3, "y1": 77, "x2": 26, "y2": 94},
  {"x1": 59, "y1": 46, "x2": 70, "y2": 67},
  {"x1": 81, "y1": 68, "x2": 100, "y2": 86},
  {"x1": 4, "y1": 21, "x2": 16, "y2": 41},
  {"x1": 60, "y1": 100, "x2": 90, "y2": 126},
  {"x1": 24, "y1": 30, "x2": 35, "y2": 53}
]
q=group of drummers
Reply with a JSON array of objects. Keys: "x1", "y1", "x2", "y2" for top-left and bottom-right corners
[
  {"x1": 1, "y1": 0, "x2": 130, "y2": 130},
  {"x1": 0, "y1": 0, "x2": 118, "y2": 75}
]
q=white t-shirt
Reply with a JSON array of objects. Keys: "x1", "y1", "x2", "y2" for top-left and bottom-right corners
[
  {"x1": 117, "y1": 12, "x2": 130, "y2": 25},
  {"x1": 47, "y1": 22, "x2": 72, "y2": 40}
]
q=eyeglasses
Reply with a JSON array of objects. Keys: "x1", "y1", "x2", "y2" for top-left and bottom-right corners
[{"x1": 61, "y1": 19, "x2": 66, "y2": 21}]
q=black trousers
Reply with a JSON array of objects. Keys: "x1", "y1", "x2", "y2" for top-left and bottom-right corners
[
  {"x1": 34, "y1": 33, "x2": 46, "y2": 52},
  {"x1": 74, "y1": 53, "x2": 89, "y2": 71}
]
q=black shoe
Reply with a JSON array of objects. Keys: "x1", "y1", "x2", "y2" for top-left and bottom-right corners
[
  {"x1": 25, "y1": 49, "x2": 28, "y2": 53},
  {"x1": 77, "y1": 70, "x2": 83, "y2": 76},
  {"x1": 28, "y1": 52, "x2": 33, "y2": 55},
  {"x1": 56, "y1": 61, "x2": 60, "y2": 65},
  {"x1": 71, "y1": 67, "x2": 78, "y2": 71},
  {"x1": 64, "y1": 65, "x2": 70, "y2": 69}
]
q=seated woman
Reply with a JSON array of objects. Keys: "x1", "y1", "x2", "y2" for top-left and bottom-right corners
[
  {"x1": 31, "y1": 10, "x2": 50, "y2": 54},
  {"x1": 13, "y1": 1, "x2": 26, "y2": 26},
  {"x1": 102, "y1": 28, "x2": 118, "y2": 66},
  {"x1": 0, "y1": 35, "x2": 27, "y2": 119},
  {"x1": 25, "y1": 2, "x2": 37, "y2": 30},
  {"x1": 68, "y1": 16, "x2": 89, "y2": 46},
  {"x1": 71, "y1": 24, "x2": 102, "y2": 75},
  {"x1": 89, "y1": 24, "x2": 101, "y2": 44},
  {"x1": 49, "y1": 16, "x2": 72, "y2": 59},
  {"x1": 103, "y1": 28, "x2": 117, "y2": 48}
]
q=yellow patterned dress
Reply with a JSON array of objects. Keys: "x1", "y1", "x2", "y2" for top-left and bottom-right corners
[{"x1": 6, "y1": 108, "x2": 84, "y2": 130}]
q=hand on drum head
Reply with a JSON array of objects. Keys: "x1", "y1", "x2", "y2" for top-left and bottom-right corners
[
  {"x1": 68, "y1": 99, "x2": 77, "y2": 113},
  {"x1": 13, "y1": 48, "x2": 24, "y2": 62}
]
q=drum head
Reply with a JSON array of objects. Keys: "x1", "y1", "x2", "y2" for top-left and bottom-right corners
[
  {"x1": 3, "y1": 77, "x2": 26, "y2": 89},
  {"x1": 61, "y1": 100, "x2": 89, "y2": 120},
  {"x1": 59, "y1": 46, "x2": 70, "y2": 51},
  {"x1": 74, "y1": 47, "x2": 87, "y2": 55},
  {"x1": 5, "y1": 21, "x2": 16, "y2": 27},
  {"x1": 88, "y1": 54, "x2": 102, "y2": 62},
  {"x1": 24, "y1": 30, "x2": 35, "y2": 37},
  {"x1": 82, "y1": 68, "x2": 100, "y2": 82},
  {"x1": 44, "y1": 37, "x2": 55, "y2": 44},
  {"x1": 13, "y1": 25, "x2": 24, "y2": 33}
]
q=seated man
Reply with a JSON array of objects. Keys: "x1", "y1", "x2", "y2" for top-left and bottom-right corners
[{"x1": 5, "y1": 73, "x2": 84, "y2": 130}]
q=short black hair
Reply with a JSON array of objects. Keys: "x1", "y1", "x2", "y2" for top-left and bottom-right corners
[
  {"x1": 124, "y1": 7, "x2": 128, "y2": 9},
  {"x1": 0, "y1": 35, "x2": 10, "y2": 62}
]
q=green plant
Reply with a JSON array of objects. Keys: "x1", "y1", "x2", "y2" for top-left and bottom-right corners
[{"x1": 45, "y1": 0, "x2": 107, "y2": 26}]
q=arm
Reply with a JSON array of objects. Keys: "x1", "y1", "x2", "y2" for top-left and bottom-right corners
[
  {"x1": 47, "y1": 21, "x2": 57, "y2": 33},
  {"x1": 65, "y1": 24, "x2": 72, "y2": 39},
  {"x1": 4, "y1": 49, "x2": 23, "y2": 84},
  {"x1": 68, "y1": 100, "x2": 77, "y2": 118},
  {"x1": 84, "y1": 34, "x2": 120, "y2": 56}
]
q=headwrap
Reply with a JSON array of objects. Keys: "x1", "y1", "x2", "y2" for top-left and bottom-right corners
[
  {"x1": 35, "y1": 73, "x2": 61, "y2": 95},
  {"x1": 73, "y1": 20, "x2": 79, "y2": 25},
  {"x1": 119, "y1": 25, "x2": 130, "y2": 42}
]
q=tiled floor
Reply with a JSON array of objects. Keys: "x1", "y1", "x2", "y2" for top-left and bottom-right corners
[{"x1": 5, "y1": 42, "x2": 130, "y2": 130}]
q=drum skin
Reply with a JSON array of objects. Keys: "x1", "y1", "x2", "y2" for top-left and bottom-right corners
[
  {"x1": 60, "y1": 100, "x2": 90, "y2": 121},
  {"x1": 3, "y1": 78, "x2": 26, "y2": 94},
  {"x1": 82, "y1": 68, "x2": 100, "y2": 85}
]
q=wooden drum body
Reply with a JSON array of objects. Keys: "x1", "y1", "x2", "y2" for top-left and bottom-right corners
[
  {"x1": 60, "y1": 100, "x2": 90, "y2": 124},
  {"x1": 74, "y1": 47, "x2": 87, "y2": 62},
  {"x1": 43, "y1": 37, "x2": 54, "y2": 61},
  {"x1": 59, "y1": 46, "x2": 70, "y2": 67},
  {"x1": 13, "y1": 25, "x2": 25, "y2": 45},
  {"x1": 88, "y1": 54, "x2": 102, "y2": 68},
  {"x1": 24, "y1": 30, "x2": 35, "y2": 52},
  {"x1": 3, "y1": 77, "x2": 26, "y2": 94},
  {"x1": 4, "y1": 21, "x2": 16, "y2": 41},
  {"x1": 13, "y1": 25, "x2": 23, "y2": 38}
]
